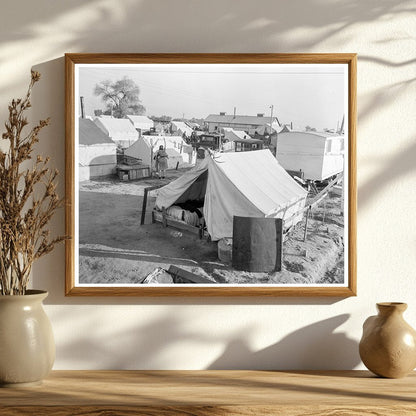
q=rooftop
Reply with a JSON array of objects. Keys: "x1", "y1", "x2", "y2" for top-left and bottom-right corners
[{"x1": 205, "y1": 114, "x2": 280, "y2": 126}]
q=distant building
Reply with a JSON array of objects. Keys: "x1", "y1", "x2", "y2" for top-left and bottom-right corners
[
  {"x1": 205, "y1": 113, "x2": 280, "y2": 134},
  {"x1": 232, "y1": 137, "x2": 264, "y2": 152},
  {"x1": 94, "y1": 117, "x2": 138, "y2": 148},
  {"x1": 78, "y1": 118, "x2": 117, "y2": 182},
  {"x1": 126, "y1": 115, "x2": 154, "y2": 135}
]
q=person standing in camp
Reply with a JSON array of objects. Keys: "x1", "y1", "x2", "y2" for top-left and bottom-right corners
[
  {"x1": 155, "y1": 145, "x2": 169, "y2": 179},
  {"x1": 196, "y1": 146, "x2": 206, "y2": 167}
]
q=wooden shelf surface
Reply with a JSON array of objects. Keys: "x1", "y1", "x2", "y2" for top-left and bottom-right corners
[{"x1": 1, "y1": 370, "x2": 415, "y2": 415}]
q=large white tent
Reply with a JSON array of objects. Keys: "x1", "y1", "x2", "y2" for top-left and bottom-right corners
[{"x1": 155, "y1": 149, "x2": 307, "y2": 241}]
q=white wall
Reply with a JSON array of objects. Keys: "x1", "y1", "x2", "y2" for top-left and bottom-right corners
[{"x1": 1, "y1": 1, "x2": 415, "y2": 370}]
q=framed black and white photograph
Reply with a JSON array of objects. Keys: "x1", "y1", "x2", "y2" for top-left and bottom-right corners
[{"x1": 65, "y1": 54, "x2": 356, "y2": 296}]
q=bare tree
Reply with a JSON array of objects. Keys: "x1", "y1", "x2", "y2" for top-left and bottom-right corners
[{"x1": 94, "y1": 77, "x2": 145, "y2": 118}]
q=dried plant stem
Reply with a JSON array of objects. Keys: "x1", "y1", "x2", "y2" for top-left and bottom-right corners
[{"x1": 0, "y1": 71, "x2": 66, "y2": 295}]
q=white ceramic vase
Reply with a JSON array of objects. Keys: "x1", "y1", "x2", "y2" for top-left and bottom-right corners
[{"x1": 0, "y1": 290, "x2": 55, "y2": 387}]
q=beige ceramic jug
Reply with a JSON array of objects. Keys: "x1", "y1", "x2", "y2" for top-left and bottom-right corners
[{"x1": 359, "y1": 302, "x2": 416, "y2": 378}]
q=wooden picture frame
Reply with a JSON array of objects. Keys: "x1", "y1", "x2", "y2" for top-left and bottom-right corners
[{"x1": 65, "y1": 53, "x2": 356, "y2": 297}]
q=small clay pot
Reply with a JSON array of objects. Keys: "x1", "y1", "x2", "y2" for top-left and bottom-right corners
[{"x1": 359, "y1": 302, "x2": 416, "y2": 378}]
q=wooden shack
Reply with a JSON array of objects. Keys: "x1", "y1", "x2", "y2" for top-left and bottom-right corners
[{"x1": 233, "y1": 137, "x2": 264, "y2": 152}]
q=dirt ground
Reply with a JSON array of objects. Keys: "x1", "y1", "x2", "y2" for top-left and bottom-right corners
[{"x1": 78, "y1": 169, "x2": 345, "y2": 285}]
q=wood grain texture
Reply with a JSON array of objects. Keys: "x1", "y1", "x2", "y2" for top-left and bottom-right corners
[
  {"x1": 348, "y1": 54, "x2": 358, "y2": 297},
  {"x1": 65, "y1": 285, "x2": 356, "y2": 297},
  {"x1": 0, "y1": 370, "x2": 414, "y2": 416},
  {"x1": 65, "y1": 54, "x2": 75, "y2": 296},
  {"x1": 3, "y1": 405, "x2": 416, "y2": 416},
  {"x1": 64, "y1": 53, "x2": 357, "y2": 297},
  {"x1": 65, "y1": 53, "x2": 358, "y2": 64}
]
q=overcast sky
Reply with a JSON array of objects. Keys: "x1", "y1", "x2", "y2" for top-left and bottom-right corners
[{"x1": 77, "y1": 64, "x2": 347, "y2": 130}]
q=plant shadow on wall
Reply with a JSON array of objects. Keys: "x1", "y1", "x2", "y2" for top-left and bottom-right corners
[
  {"x1": 207, "y1": 314, "x2": 360, "y2": 370},
  {"x1": 53, "y1": 306, "x2": 360, "y2": 370},
  {"x1": 54, "y1": 309, "x2": 219, "y2": 369},
  {"x1": 359, "y1": 138, "x2": 416, "y2": 210},
  {"x1": 0, "y1": 1, "x2": 415, "y2": 52}
]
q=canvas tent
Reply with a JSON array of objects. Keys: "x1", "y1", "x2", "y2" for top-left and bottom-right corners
[
  {"x1": 78, "y1": 118, "x2": 117, "y2": 181},
  {"x1": 155, "y1": 149, "x2": 307, "y2": 241},
  {"x1": 94, "y1": 117, "x2": 138, "y2": 148},
  {"x1": 222, "y1": 128, "x2": 248, "y2": 152},
  {"x1": 171, "y1": 121, "x2": 194, "y2": 138},
  {"x1": 124, "y1": 135, "x2": 194, "y2": 169},
  {"x1": 223, "y1": 127, "x2": 248, "y2": 140},
  {"x1": 126, "y1": 115, "x2": 154, "y2": 133}
]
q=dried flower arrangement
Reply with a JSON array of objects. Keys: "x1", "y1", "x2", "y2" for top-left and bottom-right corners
[{"x1": 0, "y1": 71, "x2": 65, "y2": 295}]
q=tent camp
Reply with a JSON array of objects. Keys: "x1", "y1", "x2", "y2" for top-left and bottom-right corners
[
  {"x1": 124, "y1": 135, "x2": 194, "y2": 170},
  {"x1": 155, "y1": 149, "x2": 308, "y2": 241}
]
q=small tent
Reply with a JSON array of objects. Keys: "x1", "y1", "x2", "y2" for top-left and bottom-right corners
[
  {"x1": 155, "y1": 149, "x2": 307, "y2": 241},
  {"x1": 94, "y1": 117, "x2": 138, "y2": 148},
  {"x1": 222, "y1": 128, "x2": 248, "y2": 152},
  {"x1": 124, "y1": 135, "x2": 194, "y2": 169},
  {"x1": 126, "y1": 115, "x2": 154, "y2": 133},
  {"x1": 171, "y1": 121, "x2": 194, "y2": 138},
  {"x1": 223, "y1": 128, "x2": 248, "y2": 141}
]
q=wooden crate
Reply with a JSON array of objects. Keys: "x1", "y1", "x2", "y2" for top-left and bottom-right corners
[{"x1": 153, "y1": 209, "x2": 206, "y2": 239}]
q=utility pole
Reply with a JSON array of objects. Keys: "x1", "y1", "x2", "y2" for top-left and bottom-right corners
[
  {"x1": 339, "y1": 114, "x2": 345, "y2": 134},
  {"x1": 270, "y1": 105, "x2": 275, "y2": 153},
  {"x1": 80, "y1": 96, "x2": 85, "y2": 119}
]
